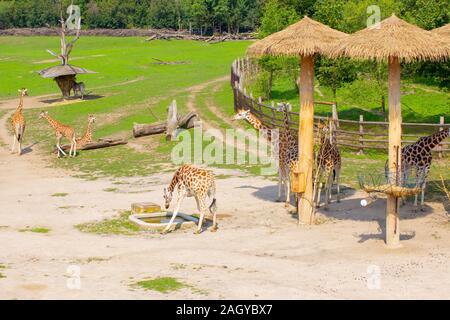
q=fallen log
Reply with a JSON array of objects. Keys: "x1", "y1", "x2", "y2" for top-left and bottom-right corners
[
  {"x1": 56, "y1": 138, "x2": 127, "y2": 152},
  {"x1": 133, "y1": 105, "x2": 200, "y2": 139}
]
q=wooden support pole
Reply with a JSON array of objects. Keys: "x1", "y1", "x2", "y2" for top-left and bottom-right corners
[
  {"x1": 386, "y1": 57, "x2": 402, "y2": 248},
  {"x1": 297, "y1": 55, "x2": 315, "y2": 225},
  {"x1": 358, "y1": 114, "x2": 364, "y2": 155}
]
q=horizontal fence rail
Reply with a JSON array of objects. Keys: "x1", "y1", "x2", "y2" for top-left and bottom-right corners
[{"x1": 231, "y1": 58, "x2": 449, "y2": 157}]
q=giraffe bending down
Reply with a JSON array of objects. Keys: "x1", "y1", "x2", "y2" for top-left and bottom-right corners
[
  {"x1": 276, "y1": 103, "x2": 299, "y2": 207},
  {"x1": 385, "y1": 128, "x2": 450, "y2": 211},
  {"x1": 39, "y1": 111, "x2": 77, "y2": 158},
  {"x1": 313, "y1": 119, "x2": 341, "y2": 209},
  {"x1": 10, "y1": 88, "x2": 28, "y2": 155},
  {"x1": 76, "y1": 115, "x2": 96, "y2": 147},
  {"x1": 163, "y1": 165, "x2": 217, "y2": 234}
]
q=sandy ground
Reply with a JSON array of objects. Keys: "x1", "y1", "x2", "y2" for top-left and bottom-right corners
[{"x1": 0, "y1": 91, "x2": 449, "y2": 300}]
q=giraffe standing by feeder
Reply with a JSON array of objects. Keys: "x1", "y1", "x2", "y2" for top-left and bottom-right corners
[
  {"x1": 313, "y1": 119, "x2": 341, "y2": 209},
  {"x1": 76, "y1": 115, "x2": 96, "y2": 147},
  {"x1": 277, "y1": 103, "x2": 299, "y2": 207},
  {"x1": 388, "y1": 128, "x2": 450, "y2": 211},
  {"x1": 163, "y1": 165, "x2": 217, "y2": 234},
  {"x1": 10, "y1": 88, "x2": 28, "y2": 155},
  {"x1": 39, "y1": 111, "x2": 77, "y2": 158}
]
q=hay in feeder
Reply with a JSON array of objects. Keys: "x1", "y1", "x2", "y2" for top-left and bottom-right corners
[{"x1": 362, "y1": 184, "x2": 421, "y2": 197}]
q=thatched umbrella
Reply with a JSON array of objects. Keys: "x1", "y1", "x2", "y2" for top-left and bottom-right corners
[
  {"x1": 38, "y1": 65, "x2": 96, "y2": 99},
  {"x1": 432, "y1": 24, "x2": 450, "y2": 39},
  {"x1": 328, "y1": 14, "x2": 450, "y2": 248},
  {"x1": 247, "y1": 16, "x2": 347, "y2": 225}
]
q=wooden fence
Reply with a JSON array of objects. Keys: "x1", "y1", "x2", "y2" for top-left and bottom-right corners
[{"x1": 231, "y1": 58, "x2": 449, "y2": 157}]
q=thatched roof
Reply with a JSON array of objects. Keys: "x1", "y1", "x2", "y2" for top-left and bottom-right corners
[
  {"x1": 327, "y1": 15, "x2": 450, "y2": 62},
  {"x1": 432, "y1": 24, "x2": 450, "y2": 38},
  {"x1": 38, "y1": 64, "x2": 97, "y2": 79},
  {"x1": 247, "y1": 16, "x2": 347, "y2": 57}
]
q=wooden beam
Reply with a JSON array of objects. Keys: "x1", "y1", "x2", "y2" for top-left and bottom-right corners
[
  {"x1": 297, "y1": 55, "x2": 315, "y2": 225},
  {"x1": 386, "y1": 56, "x2": 402, "y2": 248}
]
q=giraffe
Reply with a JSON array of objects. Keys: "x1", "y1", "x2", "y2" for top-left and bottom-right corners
[
  {"x1": 313, "y1": 118, "x2": 341, "y2": 209},
  {"x1": 10, "y1": 88, "x2": 28, "y2": 155},
  {"x1": 39, "y1": 111, "x2": 77, "y2": 158},
  {"x1": 276, "y1": 103, "x2": 299, "y2": 207},
  {"x1": 163, "y1": 165, "x2": 217, "y2": 234},
  {"x1": 232, "y1": 109, "x2": 273, "y2": 142},
  {"x1": 386, "y1": 128, "x2": 450, "y2": 211},
  {"x1": 76, "y1": 115, "x2": 96, "y2": 147}
]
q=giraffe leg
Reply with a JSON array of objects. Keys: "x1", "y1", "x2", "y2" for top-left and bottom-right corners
[
  {"x1": 420, "y1": 181, "x2": 426, "y2": 211},
  {"x1": 194, "y1": 198, "x2": 207, "y2": 234},
  {"x1": 335, "y1": 168, "x2": 341, "y2": 203},
  {"x1": 277, "y1": 169, "x2": 283, "y2": 202},
  {"x1": 162, "y1": 189, "x2": 186, "y2": 234},
  {"x1": 324, "y1": 173, "x2": 333, "y2": 210},
  {"x1": 18, "y1": 135, "x2": 22, "y2": 156},
  {"x1": 285, "y1": 175, "x2": 291, "y2": 208},
  {"x1": 314, "y1": 170, "x2": 324, "y2": 208},
  {"x1": 72, "y1": 138, "x2": 77, "y2": 157},
  {"x1": 11, "y1": 134, "x2": 17, "y2": 153}
]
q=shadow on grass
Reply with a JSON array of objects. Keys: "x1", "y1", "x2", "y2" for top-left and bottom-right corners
[{"x1": 40, "y1": 94, "x2": 105, "y2": 104}]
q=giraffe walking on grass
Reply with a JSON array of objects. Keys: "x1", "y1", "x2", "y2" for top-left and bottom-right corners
[
  {"x1": 39, "y1": 111, "x2": 77, "y2": 158},
  {"x1": 11, "y1": 88, "x2": 28, "y2": 155},
  {"x1": 163, "y1": 165, "x2": 218, "y2": 234}
]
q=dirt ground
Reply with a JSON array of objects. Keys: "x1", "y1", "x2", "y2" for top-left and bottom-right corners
[{"x1": 0, "y1": 95, "x2": 449, "y2": 300}]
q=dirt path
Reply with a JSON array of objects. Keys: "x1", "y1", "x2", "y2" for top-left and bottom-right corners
[{"x1": 1, "y1": 79, "x2": 449, "y2": 299}]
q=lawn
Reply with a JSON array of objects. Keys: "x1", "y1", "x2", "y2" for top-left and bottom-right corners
[{"x1": 0, "y1": 37, "x2": 448, "y2": 199}]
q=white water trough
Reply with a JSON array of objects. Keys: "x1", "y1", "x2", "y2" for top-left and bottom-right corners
[{"x1": 129, "y1": 202, "x2": 199, "y2": 232}]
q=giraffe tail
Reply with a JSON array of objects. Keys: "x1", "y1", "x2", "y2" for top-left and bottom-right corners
[
  {"x1": 15, "y1": 124, "x2": 21, "y2": 141},
  {"x1": 209, "y1": 198, "x2": 217, "y2": 215}
]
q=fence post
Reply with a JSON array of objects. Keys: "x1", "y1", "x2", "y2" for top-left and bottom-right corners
[
  {"x1": 358, "y1": 114, "x2": 364, "y2": 155},
  {"x1": 438, "y1": 116, "x2": 444, "y2": 158},
  {"x1": 332, "y1": 102, "x2": 339, "y2": 129}
]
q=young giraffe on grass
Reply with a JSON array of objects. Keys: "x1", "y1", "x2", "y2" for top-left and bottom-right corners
[
  {"x1": 11, "y1": 88, "x2": 28, "y2": 155},
  {"x1": 385, "y1": 128, "x2": 450, "y2": 211},
  {"x1": 313, "y1": 118, "x2": 341, "y2": 209},
  {"x1": 163, "y1": 165, "x2": 217, "y2": 234},
  {"x1": 276, "y1": 103, "x2": 299, "y2": 207},
  {"x1": 39, "y1": 111, "x2": 77, "y2": 158},
  {"x1": 76, "y1": 115, "x2": 96, "y2": 147}
]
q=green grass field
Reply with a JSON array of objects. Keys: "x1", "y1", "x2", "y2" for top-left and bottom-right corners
[{"x1": 0, "y1": 36, "x2": 448, "y2": 199}]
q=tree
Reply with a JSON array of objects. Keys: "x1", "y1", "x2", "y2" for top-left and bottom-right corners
[
  {"x1": 316, "y1": 57, "x2": 358, "y2": 99},
  {"x1": 258, "y1": 0, "x2": 299, "y2": 38}
]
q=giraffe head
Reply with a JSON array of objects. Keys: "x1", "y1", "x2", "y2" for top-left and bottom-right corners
[
  {"x1": 39, "y1": 111, "x2": 49, "y2": 119},
  {"x1": 163, "y1": 188, "x2": 172, "y2": 209},
  {"x1": 317, "y1": 119, "x2": 332, "y2": 143},
  {"x1": 88, "y1": 115, "x2": 96, "y2": 124},
  {"x1": 232, "y1": 109, "x2": 250, "y2": 121},
  {"x1": 18, "y1": 88, "x2": 28, "y2": 97},
  {"x1": 276, "y1": 103, "x2": 292, "y2": 113}
]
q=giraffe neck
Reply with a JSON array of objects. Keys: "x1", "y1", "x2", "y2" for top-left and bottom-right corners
[
  {"x1": 17, "y1": 95, "x2": 24, "y2": 112},
  {"x1": 167, "y1": 172, "x2": 180, "y2": 193},
  {"x1": 282, "y1": 108, "x2": 294, "y2": 140},
  {"x1": 43, "y1": 115, "x2": 60, "y2": 130},
  {"x1": 82, "y1": 121, "x2": 94, "y2": 142},
  {"x1": 245, "y1": 113, "x2": 272, "y2": 141},
  {"x1": 417, "y1": 129, "x2": 450, "y2": 151}
]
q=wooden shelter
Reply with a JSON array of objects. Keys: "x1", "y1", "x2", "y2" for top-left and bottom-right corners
[
  {"x1": 328, "y1": 14, "x2": 450, "y2": 248},
  {"x1": 247, "y1": 16, "x2": 348, "y2": 225},
  {"x1": 38, "y1": 65, "x2": 96, "y2": 98}
]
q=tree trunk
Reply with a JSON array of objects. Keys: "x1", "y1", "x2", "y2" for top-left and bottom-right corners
[
  {"x1": 386, "y1": 56, "x2": 402, "y2": 248},
  {"x1": 298, "y1": 55, "x2": 315, "y2": 225},
  {"x1": 58, "y1": 138, "x2": 127, "y2": 152},
  {"x1": 55, "y1": 75, "x2": 76, "y2": 99}
]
